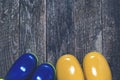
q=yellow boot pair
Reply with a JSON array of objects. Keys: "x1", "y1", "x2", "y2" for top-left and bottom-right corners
[{"x1": 56, "y1": 52, "x2": 112, "y2": 80}]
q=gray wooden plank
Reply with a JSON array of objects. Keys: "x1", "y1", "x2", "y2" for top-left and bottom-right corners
[
  {"x1": 84, "y1": 0, "x2": 102, "y2": 53},
  {"x1": 73, "y1": 0, "x2": 102, "y2": 64},
  {"x1": 0, "y1": 0, "x2": 19, "y2": 77},
  {"x1": 19, "y1": 0, "x2": 46, "y2": 63},
  {"x1": 73, "y1": 0, "x2": 86, "y2": 63},
  {"x1": 46, "y1": 0, "x2": 75, "y2": 65},
  {"x1": 102, "y1": 0, "x2": 120, "y2": 79}
]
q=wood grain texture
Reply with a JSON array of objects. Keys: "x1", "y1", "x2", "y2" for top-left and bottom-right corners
[
  {"x1": 84, "y1": 0, "x2": 102, "y2": 53},
  {"x1": 73, "y1": 0, "x2": 102, "y2": 64},
  {"x1": 0, "y1": 0, "x2": 120, "y2": 79},
  {"x1": 73, "y1": 0, "x2": 86, "y2": 64},
  {"x1": 102, "y1": 0, "x2": 120, "y2": 79},
  {"x1": 19, "y1": 0, "x2": 46, "y2": 63},
  {"x1": 0, "y1": 0, "x2": 19, "y2": 77},
  {"x1": 46, "y1": 0, "x2": 76, "y2": 65}
]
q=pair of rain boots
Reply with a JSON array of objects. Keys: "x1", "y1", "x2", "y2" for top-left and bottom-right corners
[
  {"x1": 56, "y1": 52, "x2": 112, "y2": 80},
  {"x1": 4, "y1": 53, "x2": 55, "y2": 80}
]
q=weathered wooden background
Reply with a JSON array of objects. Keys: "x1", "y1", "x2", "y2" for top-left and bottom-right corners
[{"x1": 0, "y1": 0, "x2": 120, "y2": 79}]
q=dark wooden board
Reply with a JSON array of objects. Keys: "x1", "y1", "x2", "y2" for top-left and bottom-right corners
[
  {"x1": 73, "y1": 0, "x2": 102, "y2": 63},
  {"x1": 19, "y1": 0, "x2": 46, "y2": 63},
  {"x1": 0, "y1": 0, "x2": 120, "y2": 79},
  {"x1": 102, "y1": 0, "x2": 120, "y2": 79},
  {"x1": 46, "y1": 0, "x2": 76, "y2": 65},
  {"x1": 0, "y1": 0, "x2": 19, "y2": 77}
]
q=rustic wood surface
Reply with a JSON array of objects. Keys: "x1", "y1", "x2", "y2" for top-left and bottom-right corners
[{"x1": 0, "y1": 0, "x2": 120, "y2": 79}]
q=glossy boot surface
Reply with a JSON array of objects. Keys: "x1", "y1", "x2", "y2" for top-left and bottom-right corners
[{"x1": 5, "y1": 53, "x2": 37, "y2": 80}]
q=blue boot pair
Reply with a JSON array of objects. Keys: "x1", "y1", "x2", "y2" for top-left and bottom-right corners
[{"x1": 4, "y1": 53, "x2": 55, "y2": 80}]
